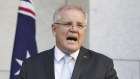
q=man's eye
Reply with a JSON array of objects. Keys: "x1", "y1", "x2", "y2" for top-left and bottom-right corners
[
  {"x1": 78, "y1": 24, "x2": 83, "y2": 27},
  {"x1": 64, "y1": 24, "x2": 72, "y2": 27}
]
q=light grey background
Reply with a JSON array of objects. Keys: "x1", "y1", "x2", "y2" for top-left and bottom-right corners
[
  {"x1": 0, "y1": 0, "x2": 140, "y2": 79},
  {"x1": 90, "y1": 0, "x2": 140, "y2": 79}
]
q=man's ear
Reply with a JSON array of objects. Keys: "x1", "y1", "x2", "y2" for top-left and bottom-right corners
[{"x1": 51, "y1": 24, "x2": 56, "y2": 36}]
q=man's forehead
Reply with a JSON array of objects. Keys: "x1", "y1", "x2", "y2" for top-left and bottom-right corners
[
  {"x1": 60, "y1": 20, "x2": 85, "y2": 24},
  {"x1": 58, "y1": 8, "x2": 86, "y2": 24},
  {"x1": 60, "y1": 9, "x2": 85, "y2": 19},
  {"x1": 59, "y1": 8, "x2": 84, "y2": 15}
]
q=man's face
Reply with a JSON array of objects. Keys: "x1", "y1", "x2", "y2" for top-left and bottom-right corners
[{"x1": 52, "y1": 9, "x2": 86, "y2": 54}]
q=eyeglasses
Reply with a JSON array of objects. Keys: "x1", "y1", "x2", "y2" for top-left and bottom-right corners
[{"x1": 54, "y1": 23, "x2": 86, "y2": 29}]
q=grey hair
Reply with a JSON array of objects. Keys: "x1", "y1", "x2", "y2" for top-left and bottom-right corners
[{"x1": 53, "y1": 5, "x2": 87, "y2": 25}]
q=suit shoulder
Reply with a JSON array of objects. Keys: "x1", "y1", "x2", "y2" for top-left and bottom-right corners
[
  {"x1": 86, "y1": 48, "x2": 112, "y2": 61},
  {"x1": 23, "y1": 48, "x2": 54, "y2": 64}
]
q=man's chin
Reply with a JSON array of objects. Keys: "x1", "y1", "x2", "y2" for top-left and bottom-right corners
[{"x1": 64, "y1": 46, "x2": 80, "y2": 54}]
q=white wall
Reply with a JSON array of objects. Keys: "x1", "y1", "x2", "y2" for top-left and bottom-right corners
[
  {"x1": 90, "y1": 0, "x2": 140, "y2": 79},
  {"x1": 0, "y1": 0, "x2": 19, "y2": 79}
]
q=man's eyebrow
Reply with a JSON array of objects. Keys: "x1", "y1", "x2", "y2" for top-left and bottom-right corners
[
  {"x1": 77, "y1": 22, "x2": 84, "y2": 24},
  {"x1": 61, "y1": 21, "x2": 84, "y2": 24},
  {"x1": 62, "y1": 21, "x2": 72, "y2": 24}
]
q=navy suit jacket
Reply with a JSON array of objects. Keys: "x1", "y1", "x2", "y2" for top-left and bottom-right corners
[{"x1": 18, "y1": 46, "x2": 118, "y2": 79}]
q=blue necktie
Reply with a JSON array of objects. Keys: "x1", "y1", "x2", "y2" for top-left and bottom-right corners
[{"x1": 60, "y1": 55, "x2": 72, "y2": 79}]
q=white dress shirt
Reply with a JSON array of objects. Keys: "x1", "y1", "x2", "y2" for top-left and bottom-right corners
[{"x1": 54, "y1": 46, "x2": 79, "y2": 79}]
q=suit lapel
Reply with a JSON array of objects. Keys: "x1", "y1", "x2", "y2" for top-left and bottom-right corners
[
  {"x1": 71, "y1": 47, "x2": 92, "y2": 79},
  {"x1": 43, "y1": 47, "x2": 55, "y2": 79}
]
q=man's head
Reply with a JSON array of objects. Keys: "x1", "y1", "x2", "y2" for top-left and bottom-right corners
[{"x1": 52, "y1": 5, "x2": 87, "y2": 55}]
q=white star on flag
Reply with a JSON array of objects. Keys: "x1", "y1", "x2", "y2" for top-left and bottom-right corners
[{"x1": 14, "y1": 51, "x2": 31, "y2": 75}]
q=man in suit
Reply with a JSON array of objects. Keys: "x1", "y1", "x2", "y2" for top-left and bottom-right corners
[{"x1": 18, "y1": 5, "x2": 118, "y2": 79}]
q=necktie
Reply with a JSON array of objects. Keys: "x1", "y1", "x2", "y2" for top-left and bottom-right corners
[{"x1": 60, "y1": 55, "x2": 72, "y2": 79}]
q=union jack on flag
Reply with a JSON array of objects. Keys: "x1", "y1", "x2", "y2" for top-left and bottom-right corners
[{"x1": 10, "y1": 0, "x2": 38, "y2": 79}]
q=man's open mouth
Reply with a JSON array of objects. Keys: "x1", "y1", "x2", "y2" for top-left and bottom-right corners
[{"x1": 67, "y1": 36, "x2": 77, "y2": 41}]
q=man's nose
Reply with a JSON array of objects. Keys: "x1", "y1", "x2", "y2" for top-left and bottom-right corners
[{"x1": 69, "y1": 24, "x2": 78, "y2": 32}]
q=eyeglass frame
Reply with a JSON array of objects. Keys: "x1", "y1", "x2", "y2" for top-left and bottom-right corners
[{"x1": 54, "y1": 23, "x2": 87, "y2": 29}]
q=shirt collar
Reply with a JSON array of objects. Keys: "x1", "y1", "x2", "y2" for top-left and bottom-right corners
[
  {"x1": 70, "y1": 49, "x2": 79, "y2": 61},
  {"x1": 54, "y1": 45, "x2": 80, "y2": 62}
]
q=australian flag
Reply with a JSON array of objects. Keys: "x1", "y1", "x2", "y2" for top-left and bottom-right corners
[{"x1": 10, "y1": 0, "x2": 38, "y2": 79}]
